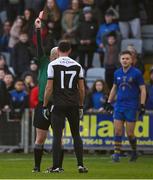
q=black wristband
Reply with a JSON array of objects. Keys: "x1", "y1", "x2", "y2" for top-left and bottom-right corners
[{"x1": 79, "y1": 106, "x2": 83, "y2": 109}]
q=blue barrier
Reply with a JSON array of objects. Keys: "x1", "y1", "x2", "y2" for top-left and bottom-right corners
[{"x1": 45, "y1": 112, "x2": 153, "y2": 150}]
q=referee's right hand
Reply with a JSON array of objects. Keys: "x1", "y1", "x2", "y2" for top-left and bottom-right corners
[
  {"x1": 42, "y1": 107, "x2": 50, "y2": 120},
  {"x1": 35, "y1": 18, "x2": 41, "y2": 29}
]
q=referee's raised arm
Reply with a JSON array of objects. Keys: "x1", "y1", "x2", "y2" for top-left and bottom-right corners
[{"x1": 35, "y1": 18, "x2": 44, "y2": 58}]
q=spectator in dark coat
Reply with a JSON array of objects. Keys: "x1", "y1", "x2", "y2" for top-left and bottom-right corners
[
  {"x1": 24, "y1": 0, "x2": 45, "y2": 15},
  {"x1": 112, "y1": 0, "x2": 143, "y2": 39},
  {"x1": 95, "y1": 0, "x2": 112, "y2": 23},
  {"x1": 11, "y1": 32, "x2": 33, "y2": 77},
  {"x1": 143, "y1": 0, "x2": 153, "y2": 24},
  {"x1": 7, "y1": 0, "x2": 25, "y2": 22},
  {"x1": 0, "y1": 69, "x2": 10, "y2": 114},
  {"x1": 22, "y1": 58, "x2": 38, "y2": 85},
  {"x1": 0, "y1": 54, "x2": 10, "y2": 74},
  {"x1": 77, "y1": 6, "x2": 98, "y2": 69},
  {"x1": 146, "y1": 68, "x2": 153, "y2": 110}
]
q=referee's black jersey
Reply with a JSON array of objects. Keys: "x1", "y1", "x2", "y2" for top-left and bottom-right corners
[{"x1": 47, "y1": 56, "x2": 84, "y2": 106}]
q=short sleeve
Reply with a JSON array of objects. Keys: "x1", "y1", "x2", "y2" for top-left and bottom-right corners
[
  {"x1": 113, "y1": 71, "x2": 117, "y2": 85},
  {"x1": 79, "y1": 66, "x2": 84, "y2": 79},
  {"x1": 47, "y1": 62, "x2": 54, "y2": 79},
  {"x1": 136, "y1": 70, "x2": 145, "y2": 86}
]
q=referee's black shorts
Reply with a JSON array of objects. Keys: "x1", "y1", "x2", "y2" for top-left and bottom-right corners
[{"x1": 33, "y1": 102, "x2": 51, "y2": 130}]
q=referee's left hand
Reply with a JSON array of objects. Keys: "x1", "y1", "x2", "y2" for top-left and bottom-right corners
[{"x1": 42, "y1": 107, "x2": 50, "y2": 120}]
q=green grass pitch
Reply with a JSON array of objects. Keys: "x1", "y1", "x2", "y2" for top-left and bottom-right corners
[{"x1": 0, "y1": 153, "x2": 153, "y2": 179}]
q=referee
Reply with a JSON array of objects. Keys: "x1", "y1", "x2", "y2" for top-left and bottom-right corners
[
  {"x1": 43, "y1": 40, "x2": 88, "y2": 173},
  {"x1": 32, "y1": 18, "x2": 64, "y2": 172}
]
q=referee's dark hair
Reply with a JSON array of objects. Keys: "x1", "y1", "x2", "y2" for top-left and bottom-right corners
[
  {"x1": 58, "y1": 40, "x2": 71, "y2": 52},
  {"x1": 119, "y1": 50, "x2": 133, "y2": 57}
]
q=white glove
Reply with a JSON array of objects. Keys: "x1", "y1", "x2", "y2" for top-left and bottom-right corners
[
  {"x1": 43, "y1": 107, "x2": 50, "y2": 120},
  {"x1": 79, "y1": 107, "x2": 83, "y2": 120}
]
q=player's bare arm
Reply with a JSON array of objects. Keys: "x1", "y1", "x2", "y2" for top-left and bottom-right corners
[
  {"x1": 108, "y1": 84, "x2": 117, "y2": 103},
  {"x1": 139, "y1": 85, "x2": 146, "y2": 105},
  {"x1": 43, "y1": 80, "x2": 53, "y2": 107},
  {"x1": 78, "y1": 79, "x2": 85, "y2": 107}
]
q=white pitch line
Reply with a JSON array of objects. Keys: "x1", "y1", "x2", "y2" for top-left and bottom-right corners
[{"x1": 0, "y1": 156, "x2": 110, "y2": 161}]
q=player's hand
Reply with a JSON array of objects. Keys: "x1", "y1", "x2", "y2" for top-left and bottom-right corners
[
  {"x1": 104, "y1": 102, "x2": 113, "y2": 113},
  {"x1": 35, "y1": 18, "x2": 41, "y2": 29},
  {"x1": 139, "y1": 104, "x2": 145, "y2": 116},
  {"x1": 42, "y1": 107, "x2": 50, "y2": 120},
  {"x1": 79, "y1": 106, "x2": 83, "y2": 120}
]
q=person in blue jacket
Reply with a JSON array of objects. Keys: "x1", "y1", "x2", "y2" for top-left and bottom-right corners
[
  {"x1": 56, "y1": 0, "x2": 70, "y2": 12},
  {"x1": 85, "y1": 79, "x2": 108, "y2": 113},
  {"x1": 96, "y1": 10, "x2": 119, "y2": 66}
]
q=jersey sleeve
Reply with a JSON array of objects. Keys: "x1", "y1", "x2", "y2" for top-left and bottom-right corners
[
  {"x1": 47, "y1": 63, "x2": 54, "y2": 80},
  {"x1": 113, "y1": 71, "x2": 117, "y2": 85},
  {"x1": 136, "y1": 70, "x2": 145, "y2": 86},
  {"x1": 79, "y1": 66, "x2": 84, "y2": 79}
]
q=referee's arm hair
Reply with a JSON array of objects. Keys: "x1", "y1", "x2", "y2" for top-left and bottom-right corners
[
  {"x1": 139, "y1": 85, "x2": 146, "y2": 105},
  {"x1": 43, "y1": 80, "x2": 53, "y2": 107},
  {"x1": 78, "y1": 79, "x2": 85, "y2": 107},
  {"x1": 108, "y1": 84, "x2": 117, "y2": 103}
]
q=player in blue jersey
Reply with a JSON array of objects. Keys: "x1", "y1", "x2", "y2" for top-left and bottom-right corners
[{"x1": 105, "y1": 50, "x2": 146, "y2": 162}]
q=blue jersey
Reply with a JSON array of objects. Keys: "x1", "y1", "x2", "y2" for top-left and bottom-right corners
[
  {"x1": 92, "y1": 92, "x2": 105, "y2": 109},
  {"x1": 9, "y1": 90, "x2": 28, "y2": 109},
  {"x1": 114, "y1": 66, "x2": 144, "y2": 110}
]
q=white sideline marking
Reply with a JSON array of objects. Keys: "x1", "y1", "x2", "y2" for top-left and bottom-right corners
[{"x1": 0, "y1": 157, "x2": 110, "y2": 161}]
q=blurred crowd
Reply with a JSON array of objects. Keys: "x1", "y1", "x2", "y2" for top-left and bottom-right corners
[{"x1": 0, "y1": 0, "x2": 153, "y2": 119}]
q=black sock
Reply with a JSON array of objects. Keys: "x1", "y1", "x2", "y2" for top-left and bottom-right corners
[
  {"x1": 59, "y1": 149, "x2": 64, "y2": 168},
  {"x1": 128, "y1": 137, "x2": 137, "y2": 152},
  {"x1": 34, "y1": 144, "x2": 43, "y2": 169},
  {"x1": 73, "y1": 135, "x2": 83, "y2": 167}
]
